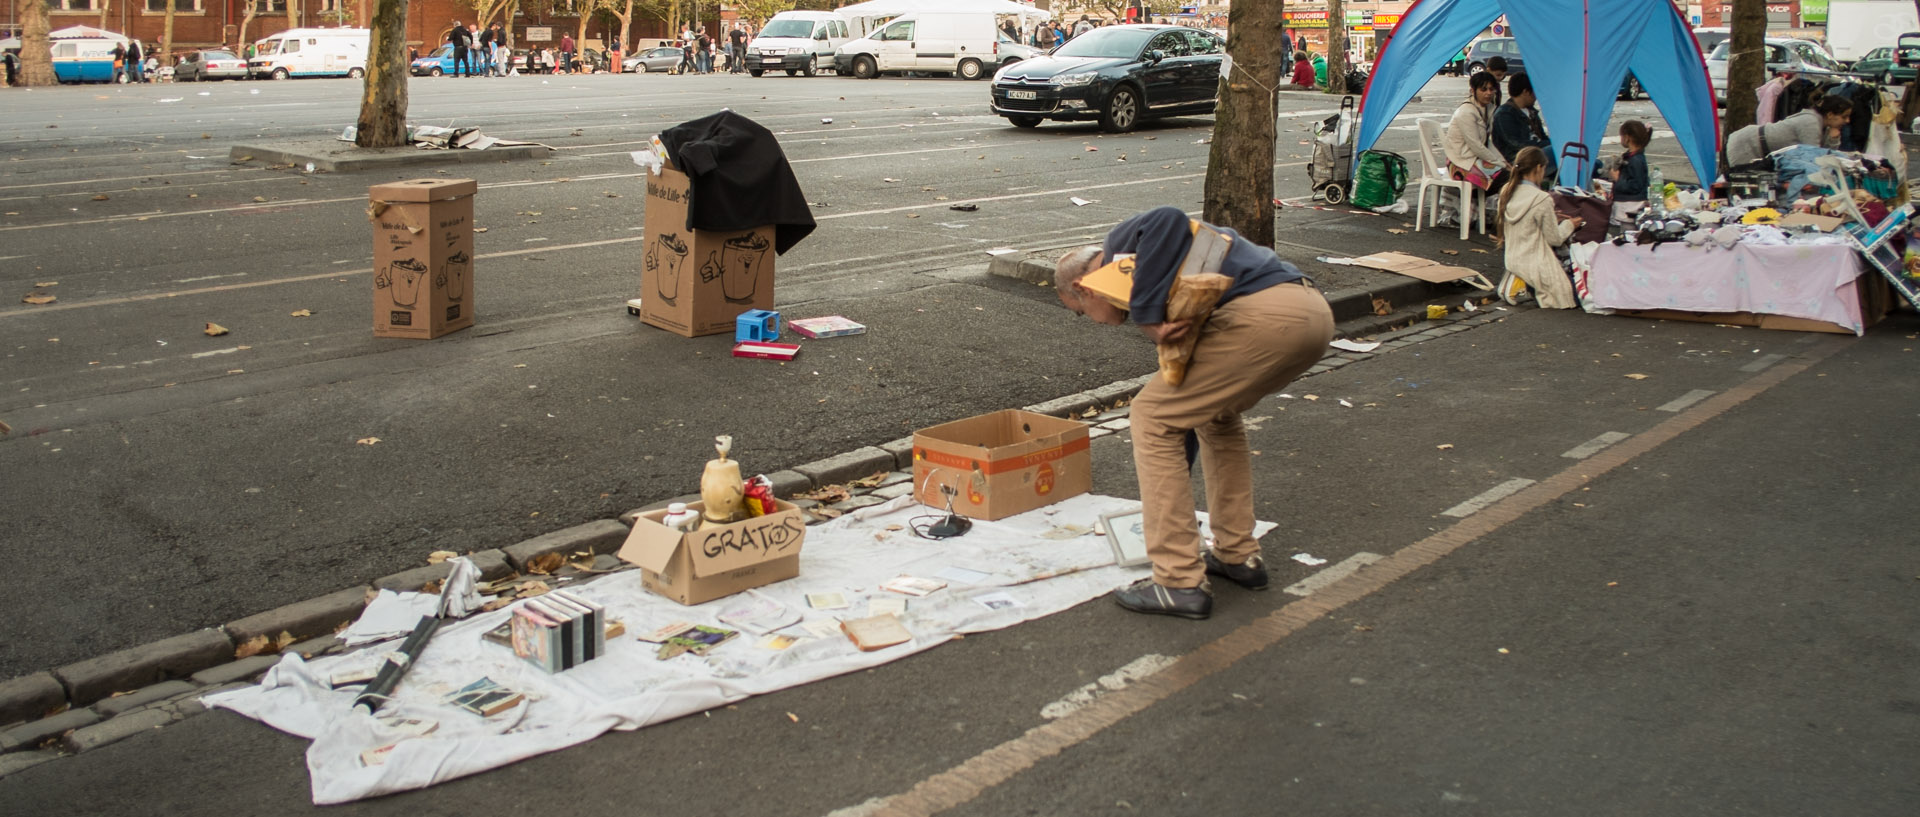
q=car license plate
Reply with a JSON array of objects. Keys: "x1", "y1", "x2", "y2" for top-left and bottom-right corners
[{"x1": 1009, "y1": 90, "x2": 1037, "y2": 100}]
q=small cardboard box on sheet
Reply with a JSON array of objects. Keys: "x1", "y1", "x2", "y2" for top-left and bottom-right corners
[
  {"x1": 369, "y1": 179, "x2": 476, "y2": 339},
  {"x1": 912, "y1": 409, "x2": 1091, "y2": 521},
  {"x1": 639, "y1": 165, "x2": 777, "y2": 338},
  {"x1": 618, "y1": 499, "x2": 807, "y2": 605}
]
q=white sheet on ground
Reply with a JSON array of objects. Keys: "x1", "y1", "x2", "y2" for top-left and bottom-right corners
[{"x1": 205, "y1": 494, "x2": 1275, "y2": 804}]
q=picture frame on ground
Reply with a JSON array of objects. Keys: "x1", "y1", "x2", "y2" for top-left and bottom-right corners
[{"x1": 1101, "y1": 508, "x2": 1149, "y2": 567}]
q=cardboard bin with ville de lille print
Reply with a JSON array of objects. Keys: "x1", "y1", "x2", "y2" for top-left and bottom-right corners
[
  {"x1": 913, "y1": 409, "x2": 1092, "y2": 521},
  {"x1": 370, "y1": 179, "x2": 476, "y2": 339},
  {"x1": 618, "y1": 499, "x2": 807, "y2": 606},
  {"x1": 639, "y1": 166, "x2": 777, "y2": 337}
]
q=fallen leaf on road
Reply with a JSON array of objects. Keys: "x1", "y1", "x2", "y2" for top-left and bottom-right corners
[
  {"x1": 1439, "y1": 249, "x2": 1459, "y2": 255},
  {"x1": 811, "y1": 507, "x2": 844, "y2": 520},
  {"x1": 527, "y1": 553, "x2": 566, "y2": 575},
  {"x1": 906, "y1": 213, "x2": 919, "y2": 218},
  {"x1": 1437, "y1": 443, "x2": 1454, "y2": 450},
  {"x1": 474, "y1": 227, "x2": 488, "y2": 233},
  {"x1": 252, "y1": 196, "x2": 267, "y2": 203},
  {"x1": 1084, "y1": 145, "x2": 1098, "y2": 152},
  {"x1": 798, "y1": 485, "x2": 852, "y2": 503},
  {"x1": 1624, "y1": 373, "x2": 1650, "y2": 380},
  {"x1": 421, "y1": 579, "x2": 443, "y2": 594},
  {"x1": 1386, "y1": 228, "x2": 1408, "y2": 234},
  {"x1": 882, "y1": 177, "x2": 899, "y2": 183},
  {"x1": 427, "y1": 550, "x2": 458, "y2": 564},
  {"x1": 480, "y1": 597, "x2": 515, "y2": 612},
  {"x1": 515, "y1": 580, "x2": 552, "y2": 599},
  {"x1": 289, "y1": 309, "x2": 312, "y2": 317},
  {"x1": 604, "y1": 192, "x2": 620, "y2": 198},
  {"x1": 234, "y1": 634, "x2": 272, "y2": 659},
  {"x1": 1303, "y1": 394, "x2": 1320, "y2": 401},
  {"x1": 356, "y1": 437, "x2": 381, "y2": 445},
  {"x1": 204, "y1": 322, "x2": 229, "y2": 336},
  {"x1": 1470, "y1": 248, "x2": 1489, "y2": 254},
  {"x1": 848, "y1": 472, "x2": 889, "y2": 488},
  {"x1": 91, "y1": 194, "x2": 110, "y2": 201},
  {"x1": 33, "y1": 281, "x2": 57, "y2": 287},
  {"x1": 786, "y1": 712, "x2": 799, "y2": 723},
  {"x1": 1371, "y1": 297, "x2": 1392, "y2": 316},
  {"x1": 22, "y1": 293, "x2": 55, "y2": 305},
  {"x1": 513, "y1": 363, "x2": 527, "y2": 368}
]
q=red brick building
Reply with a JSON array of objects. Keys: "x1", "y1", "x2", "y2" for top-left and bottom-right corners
[{"x1": 24, "y1": 0, "x2": 684, "y2": 57}]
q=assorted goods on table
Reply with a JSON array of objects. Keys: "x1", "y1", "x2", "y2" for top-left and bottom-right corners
[{"x1": 1576, "y1": 140, "x2": 1916, "y2": 334}]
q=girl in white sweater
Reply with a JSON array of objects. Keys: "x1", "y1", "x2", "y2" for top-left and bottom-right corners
[
  {"x1": 1445, "y1": 71, "x2": 1509, "y2": 193},
  {"x1": 1497, "y1": 146, "x2": 1583, "y2": 309}
]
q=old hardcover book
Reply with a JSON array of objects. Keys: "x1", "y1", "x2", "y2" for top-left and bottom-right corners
[
  {"x1": 789, "y1": 316, "x2": 867, "y2": 338},
  {"x1": 840, "y1": 613, "x2": 913, "y2": 652}
]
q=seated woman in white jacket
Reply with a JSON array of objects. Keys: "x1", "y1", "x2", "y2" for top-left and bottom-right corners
[
  {"x1": 1497, "y1": 146, "x2": 1583, "y2": 309},
  {"x1": 1445, "y1": 71, "x2": 1510, "y2": 193}
]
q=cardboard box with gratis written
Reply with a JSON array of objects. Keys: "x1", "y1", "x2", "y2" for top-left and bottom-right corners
[
  {"x1": 913, "y1": 409, "x2": 1091, "y2": 521},
  {"x1": 369, "y1": 178, "x2": 476, "y2": 339},
  {"x1": 618, "y1": 499, "x2": 807, "y2": 606},
  {"x1": 640, "y1": 165, "x2": 777, "y2": 338}
]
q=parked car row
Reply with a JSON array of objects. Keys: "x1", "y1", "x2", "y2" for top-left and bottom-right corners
[{"x1": 988, "y1": 24, "x2": 1224, "y2": 133}]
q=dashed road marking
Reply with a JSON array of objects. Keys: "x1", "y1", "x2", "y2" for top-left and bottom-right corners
[
  {"x1": 1740, "y1": 353, "x2": 1786, "y2": 372},
  {"x1": 1656, "y1": 389, "x2": 1716, "y2": 413},
  {"x1": 1039, "y1": 654, "x2": 1176, "y2": 720},
  {"x1": 1561, "y1": 432, "x2": 1631, "y2": 460},
  {"x1": 1440, "y1": 478, "x2": 1536, "y2": 518},
  {"x1": 1282, "y1": 552, "x2": 1383, "y2": 597}
]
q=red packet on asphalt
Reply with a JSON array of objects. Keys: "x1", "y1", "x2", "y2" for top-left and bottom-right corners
[{"x1": 732, "y1": 341, "x2": 800, "y2": 360}]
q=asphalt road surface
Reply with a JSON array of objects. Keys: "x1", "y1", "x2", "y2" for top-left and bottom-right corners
[{"x1": 7, "y1": 69, "x2": 1914, "y2": 815}]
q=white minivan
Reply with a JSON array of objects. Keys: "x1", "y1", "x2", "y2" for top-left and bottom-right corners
[
  {"x1": 834, "y1": 12, "x2": 1004, "y2": 80},
  {"x1": 746, "y1": 10, "x2": 850, "y2": 77},
  {"x1": 249, "y1": 27, "x2": 370, "y2": 80}
]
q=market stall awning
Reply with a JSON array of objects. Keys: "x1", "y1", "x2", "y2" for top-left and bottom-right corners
[
  {"x1": 49, "y1": 25, "x2": 131, "y2": 44},
  {"x1": 1355, "y1": 0, "x2": 1719, "y2": 189}
]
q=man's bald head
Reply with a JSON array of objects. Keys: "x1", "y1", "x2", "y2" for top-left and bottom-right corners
[{"x1": 1054, "y1": 245, "x2": 1104, "y2": 311}]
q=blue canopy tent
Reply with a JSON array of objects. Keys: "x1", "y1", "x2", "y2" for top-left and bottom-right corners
[{"x1": 1354, "y1": 0, "x2": 1720, "y2": 189}]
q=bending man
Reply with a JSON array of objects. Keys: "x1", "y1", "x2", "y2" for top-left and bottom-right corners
[{"x1": 1056, "y1": 207, "x2": 1333, "y2": 620}]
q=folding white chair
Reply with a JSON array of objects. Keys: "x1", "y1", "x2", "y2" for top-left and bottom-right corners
[{"x1": 1414, "y1": 118, "x2": 1486, "y2": 240}]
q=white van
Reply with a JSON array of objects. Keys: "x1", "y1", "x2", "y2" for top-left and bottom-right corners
[
  {"x1": 746, "y1": 10, "x2": 850, "y2": 77},
  {"x1": 249, "y1": 27, "x2": 370, "y2": 80},
  {"x1": 834, "y1": 12, "x2": 1003, "y2": 80}
]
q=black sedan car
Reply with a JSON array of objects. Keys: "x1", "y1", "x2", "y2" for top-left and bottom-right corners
[{"x1": 990, "y1": 24, "x2": 1223, "y2": 133}]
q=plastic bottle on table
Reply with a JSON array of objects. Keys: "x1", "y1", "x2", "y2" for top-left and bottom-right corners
[{"x1": 1647, "y1": 165, "x2": 1665, "y2": 216}]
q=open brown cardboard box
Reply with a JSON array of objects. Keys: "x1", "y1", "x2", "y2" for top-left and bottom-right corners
[
  {"x1": 912, "y1": 409, "x2": 1091, "y2": 521},
  {"x1": 369, "y1": 179, "x2": 476, "y2": 339},
  {"x1": 639, "y1": 166, "x2": 777, "y2": 338},
  {"x1": 618, "y1": 499, "x2": 806, "y2": 606}
]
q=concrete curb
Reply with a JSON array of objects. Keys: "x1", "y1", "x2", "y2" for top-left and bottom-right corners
[
  {"x1": 228, "y1": 141, "x2": 550, "y2": 173},
  {"x1": 0, "y1": 252, "x2": 1522, "y2": 776}
]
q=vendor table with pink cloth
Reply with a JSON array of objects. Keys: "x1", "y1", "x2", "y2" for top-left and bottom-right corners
[{"x1": 1585, "y1": 242, "x2": 1868, "y2": 335}]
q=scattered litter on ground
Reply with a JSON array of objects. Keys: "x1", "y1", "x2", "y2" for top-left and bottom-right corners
[
  {"x1": 1070, "y1": 197, "x2": 1094, "y2": 206},
  {"x1": 1292, "y1": 553, "x2": 1328, "y2": 566},
  {"x1": 1329, "y1": 339, "x2": 1380, "y2": 353},
  {"x1": 204, "y1": 322, "x2": 230, "y2": 336}
]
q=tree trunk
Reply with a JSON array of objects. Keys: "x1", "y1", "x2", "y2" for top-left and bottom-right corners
[
  {"x1": 618, "y1": 0, "x2": 635, "y2": 66},
  {"x1": 99, "y1": 0, "x2": 109, "y2": 32},
  {"x1": 1904, "y1": 0, "x2": 1920, "y2": 130},
  {"x1": 21, "y1": 0, "x2": 57, "y2": 87},
  {"x1": 1723, "y1": 0, "x2": 1768, "y2": 152},
  {"x1": 1324, "y1": 0, "x2": 1346, "y2": 95},
  {"x1": 163, "y1": 0, "x2": 178, "y2": 68},
  {"x1": 287, "y1": 0, "x2": 300, "y2": 34},
  {"x1": 355, "y1": 0, "x2": 409, "y2": 148},
  {"x1": 240, "y1": 5, "x2": 259, "y2": 53},
  {"x1": 1201, "y1": 0, "x2": 1282, "y2": 247}
]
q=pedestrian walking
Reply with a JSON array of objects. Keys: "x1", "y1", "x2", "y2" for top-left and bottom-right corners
[
  {"x1": 560, "y1": 32, "x2": 575, "y2": 74},
  {"x1": 609, "y1": 34, "x2": 622, "y2": 73},
  {"x1": 491, "y1": 24, "x2": 509, "y2": 76},
  {"x1": 126, "y1": 40, "x2": 145, "y2": 83},
  {"x1": 728, "y1": 24, "x2": 748, "y2": 74},
  {"x1": 478, "y1": 23, "x2": 495, "y2": 76},
  {"x1": 1054, "y1": 207, "x2": 1333, "y2": 620},
  {"x1": 694, "y1": 30, "x2": 711, "y2": 73},
  {"x1": 450, "y1": 21, "x2": 474, "y2": 77},
  {"x1": 111, "y1": 41, "x2": 126, "y2": 81}
]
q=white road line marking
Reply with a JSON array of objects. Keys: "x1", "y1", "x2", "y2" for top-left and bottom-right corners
[
  {"x1": 1039, "y1": 654, "x2": 1175, "y2": 720},
  {"x1": 172, "y1": 273, "x2": 248, "y2": 283},
  {"x1": 1562, "y1": 431, "x2": 1631, "y2": 460},
  {"x1": 190, "y1": 346, "x2": 244, "y2": 359},
  {"x1": 1440, "y1": 478, "x2": 1537, "y2": 518},
  {"x1": 1656, "y1": 389, "x2": 1716, "y2": 412},
  {"x1": 1740, "y1": 353, "x2": 1786, "y2": 372},
  {"x1": 1282, "y1": 551, "x2": 1384, "y2": 597}
]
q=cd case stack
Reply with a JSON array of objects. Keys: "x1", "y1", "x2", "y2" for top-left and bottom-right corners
[{"x1": 507, "y1": 591, "x2": 607, "y2": 673}]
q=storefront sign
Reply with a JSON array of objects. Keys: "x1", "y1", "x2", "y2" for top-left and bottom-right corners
[
  {"x1": 1374, "y1": 13, "x2": 1402, "y2": 29},
  {"x1": 1284, "y1": 10, "x2": 1329, "y2": 29},
  {"x1": 526, "y1": 26, "x2": 553, "y2": 42}
]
